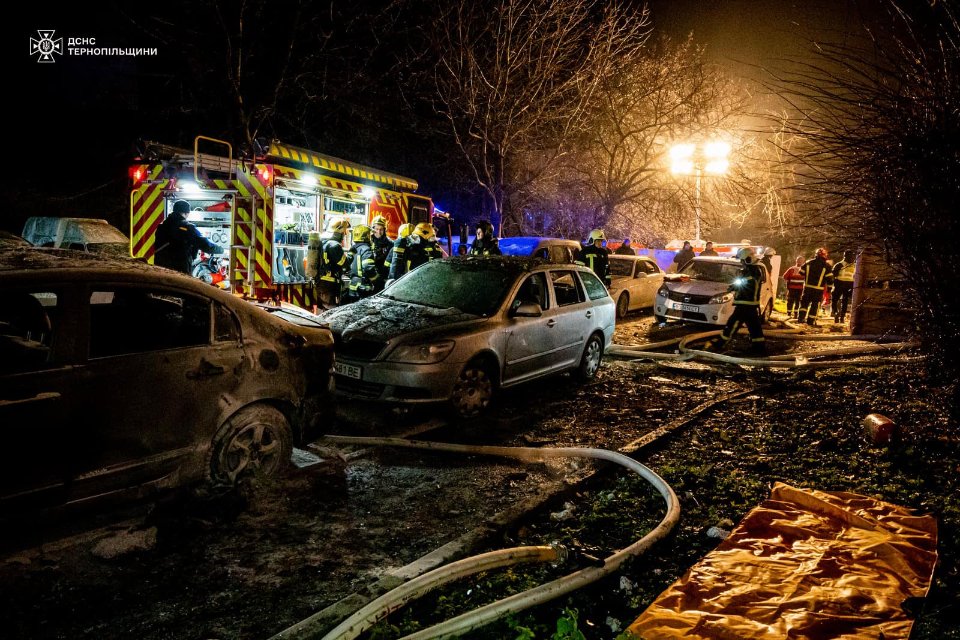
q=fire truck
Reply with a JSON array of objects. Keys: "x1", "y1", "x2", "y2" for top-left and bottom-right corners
[{"x1": 129, "y1": 136, "x2": 434, "y2": 308}]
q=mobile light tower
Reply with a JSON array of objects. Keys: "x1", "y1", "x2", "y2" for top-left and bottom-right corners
[{"x1": 669, "y1": 141, "x2": 730, "y2": 244}]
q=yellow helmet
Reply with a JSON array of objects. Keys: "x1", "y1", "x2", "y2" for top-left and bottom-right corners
[
  {"x1": 329, "y1": 218, "x2": 350, "y2": 235},
  {"x1": 397, "y1": 223, "x2": 413, "y2": 238},
  {"x1": 414, "y1": 222, "x2": 436, "y2": 241},
  {"x1": 588, "y1": 229, "x2": 606, "y2": 242},
  {"x1": 371, "y1": 215, "x2": 388, "y2": 228},
  {"x1": 352, "y1": 224, "x2": 371, "y2": 243}
]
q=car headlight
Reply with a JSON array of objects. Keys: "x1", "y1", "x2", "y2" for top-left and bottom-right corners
[
  {"x1": 657, "y1": 285, "x2": 670, "y2": 297},
  {"x1": 708, "y1": 292, "x2": 734, "y2": 304},
  {"x1": 386, "y1": 340, "x2": 456, "y2": 364}
]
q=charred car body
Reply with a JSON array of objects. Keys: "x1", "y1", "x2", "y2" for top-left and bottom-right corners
[
  {"x1": 0, "y1": 247, "x2": 334, "y2": 517},
  {"x1": 320, "y1": 256, "x2": 615, "y2": 417}
]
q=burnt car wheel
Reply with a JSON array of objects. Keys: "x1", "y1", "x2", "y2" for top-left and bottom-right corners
[
  {"x1": 575, "y1": 333, "x2": 604, "y2": 381},
  {"x1": 209, "y1": 404, "x2": 292, "y2": 484},
  {"x1": 450, "y1": 362, "x2": 495, "y2": 418},
  {"x1": 616, "y1": 293, "x2": 630, "y2": 319}
]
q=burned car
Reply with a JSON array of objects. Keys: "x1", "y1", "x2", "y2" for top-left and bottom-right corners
[
  {"x1": 0, "y1": 248, "x2": 334, "y2": 517},
  {"x1": 320, "y1": 256, "x2": 615, "y2": 417}
]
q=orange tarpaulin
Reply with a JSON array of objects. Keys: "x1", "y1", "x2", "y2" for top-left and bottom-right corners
[{"x1": 628, "y1": 483, "x2": 938, "y2": 639}]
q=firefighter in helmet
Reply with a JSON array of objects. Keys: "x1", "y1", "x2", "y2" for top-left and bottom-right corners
[
  {"x1": 384, "y1": 223, "x2": 412, "y2": 284},
  {"x1": 797, "y1": 247, "x2": 833, "y2": 325},
  {"x1": 388, "y1": 222, "x2": 440, "y2": 280},
  {"x1": 469, "y1": 220, "x2": 502, "y2": 256},
  {"x1": 705, "y1": 247, "x2": 766, "y2": 355},
  {"x1": 344, "y1": 225, "x2": 379, "y2": 302},
  {"x1": 154, "y1": 200, "x2": 222, "y2": 274},
  {"x1": 575, "y1": 229, "x2": 611, "y2": 286},
  {"x1": 370, "y1": 215, "x2": 393, "y2": 290},
  {"x1": 316, "y1": 219, "x2": 350, "y2": 309}
]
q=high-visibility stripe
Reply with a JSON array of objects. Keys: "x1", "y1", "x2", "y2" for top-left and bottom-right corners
[
  {"x1": 131, "y1": 184, "x2": 166, "y2": 259},
  {"x1": 268, "y1": 141, "x2": 419, "y2": 191}
]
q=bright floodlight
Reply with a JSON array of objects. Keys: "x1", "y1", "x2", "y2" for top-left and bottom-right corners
[
  {"x1": 704, "y1": 141, "x2": 730, "y2": 174},
  {"x1": 180, "y1": 181, "x2": 203, "y2": 195},
  {"x1": 670, "y1": 143, "x2": 696, "y2": 174},
  {"x1": 301, "y1": 173, "x2": 318, "y2": 187},
  {"x1": 362, "y1": 186, "x2": 377, "y2": 200}
]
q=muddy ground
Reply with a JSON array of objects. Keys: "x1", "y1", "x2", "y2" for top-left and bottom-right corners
[{"x1": 1, "y1": 311, "x2": 957, "y2": 639}]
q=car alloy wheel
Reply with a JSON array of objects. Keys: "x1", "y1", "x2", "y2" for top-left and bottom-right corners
[
  {"x1": 451, "y1": 364, "x2": 494, "y2": 418},
  {"x1": 576, "y1": 334, "x2": 604, "y2": 381},
  {"x1": 616, "y1": 293, "x2": 629, "y2": 319},
  {"x1": 210, "y1": 404, "x2": 292, "y2": 484}
]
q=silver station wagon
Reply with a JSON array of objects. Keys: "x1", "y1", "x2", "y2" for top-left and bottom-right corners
[{"x1": 320, "y1": 257, "x2": 615, "y2": 417}]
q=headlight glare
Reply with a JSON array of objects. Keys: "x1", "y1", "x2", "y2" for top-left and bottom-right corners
[{"x1": 708, "y1": 292, "x2": 734, "y2": 304}]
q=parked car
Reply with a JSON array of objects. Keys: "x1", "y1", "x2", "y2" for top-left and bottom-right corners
[
  {"x1": 0, "y1": 231, "x2": 31, "y2": 248},
  {"x1": 320, "y1": 256, "x2": 615, "y2": 417},
  {"x1": 21, "y1": 217, "x2": 130, "y2": 258},
  {"x1": 654, "y1": 255, "x2": 774, "y2": 326},
  {"x1": 608, "y1": 255, "x2": 665, "y2": 318},
  {"x1": 0, "y1": 250, "x2": 335, "y2": 518}
]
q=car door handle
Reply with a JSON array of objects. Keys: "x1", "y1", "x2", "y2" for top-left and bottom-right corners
[
  {"x1": 546, "y1": 319, "x2": 557, "y2": 328},
  {"x1": 188, "y1": 358, "x2": 226, "y2": 380},
  {"x1": 585, "y1": 310, "x2": 593, "y2": 318}
]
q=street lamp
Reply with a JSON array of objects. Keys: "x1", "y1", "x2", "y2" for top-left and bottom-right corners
[{"x1": 669, "y1": 141, "x2": 730, "y2": 243}]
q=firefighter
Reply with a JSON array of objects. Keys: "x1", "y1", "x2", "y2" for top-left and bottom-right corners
[
  {"x1": 469, "y1": 220, "x2": 502, "y2": 255},
  {"x1": 576, "y1": 229, "x2": 611, "y2": 286},
  {"x1": 796, "y1": 247, "x2": 833, "y2": 325},
  {"x1": 831, "y1": 249, "x2": 857, "y2": 323},
  {"x1": 154, "y1": 200, "x2": 222, "y2": 274},
  {"x1": 783, "y1": 256, "x2": 806, "y2": 318},
  {"x1": 388, "y1": 223, "x2": 440, "y2": 280},
  {"x1": 344, "y1": 225, "x2": 379, "y2": 302},
  {"x1": 316, "y1": 219, "x2": 350, "y2": 309},
  {"x1": 705, "y1": 247, "x2": 766, "y2": 355},
  {"x1": 384, "y1": 223, "x2": 412, "y2": 284},
  {"x1": 370, "y1": 215, "x2": 393, "y2": 290}
]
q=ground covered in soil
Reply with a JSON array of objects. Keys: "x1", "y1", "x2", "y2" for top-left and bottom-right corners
[{"x1": 1, "y1": 312, "x2": 957, "y2": 640}]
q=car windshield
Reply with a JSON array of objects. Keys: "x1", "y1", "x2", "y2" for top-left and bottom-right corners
[
  {"x1": 679, "y1": 260, "x2": 743, "y2": 283},
  {"x1": 609, "y1": 260, "x2": 634, "y2": 277},
  {"x1": 384, "y1": 259, "x2": 519, "y2": 316}
]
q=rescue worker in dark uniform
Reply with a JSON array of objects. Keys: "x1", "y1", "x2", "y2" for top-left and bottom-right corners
[
  {"x1": 370, "y1": 215, "x2": 393, "y2": 291},
  {"x1": 384, "y1": 223, "x2": 412, "y2": 286},
  {"x1": 705, "y1": 247, "x2": 766, "y2": 355},
  {"x1": 388, "y1": 223, "x2": 440, "y2": 280},
  {"x1": 469, "y1": 220, "x2": 502, "y2": 255},
  {"x1": 344, "y1": 225, "x2": 379, "y2": 302},
  {"x1": 576, "y1": 229, "x2": 611, "y2": 286},
  {"x1": 316, "y1": 219, "x2": 349, "y2": 309},
  {"x1": 831, "y1": 249, "x2": 857, "y2": 323},
  {"x1": 797, "y1": 247, "x2": 833, "y2": 325},
  {"x1": 154, "y1": 200, "x2": 222, "y2": 274}
]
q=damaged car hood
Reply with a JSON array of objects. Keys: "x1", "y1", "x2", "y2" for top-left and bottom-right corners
[
  {"x1": 663, "y1": 280, "x2": 730, "y2": 296},
  {"x1": 319, "y1": 297, "x2": 485, "y2": 342}
]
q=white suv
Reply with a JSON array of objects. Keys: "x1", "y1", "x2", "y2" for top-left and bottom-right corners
[{"x1": 654, "y1": 256, "x2": 774, "y2": 326}]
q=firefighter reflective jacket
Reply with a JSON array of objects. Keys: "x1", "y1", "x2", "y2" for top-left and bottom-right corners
[
  {"x1": 319, "y1": 237, "x2": 347, "y2": 283},
  {"x1": 349, "y1": 242, "x2": 379, "y2": 295},
  {"x1": 387, "y1": 236, "x2": 440, "y2": 280},
  {"x1": 469, "y1": 237, "x2": 502, "y2": 256},
  {"x1": 576, "y1": 244, "x2": 611, "y2": 285},
  {"x1": 372, "y1": 234, "x2": 393, "y2": 281},
  {"x1": 832, "y1": 259, "x2": 856, "y2": 283},
  {"x1": 800, "y1": 256, "x2": 833, "y2": 291},
  {"x1": 731, "y1": 264, "x2": 763, "y2": 306},
  {"x1": 154, "y1": 212, "x2": 220, "y2": 274}
]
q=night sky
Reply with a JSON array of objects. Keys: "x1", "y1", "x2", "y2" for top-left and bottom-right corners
[{"x1": 6, "y1": 0, "x2": 857, "y2": 236}]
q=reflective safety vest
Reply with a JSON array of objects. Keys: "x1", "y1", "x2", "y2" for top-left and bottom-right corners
[
  {"x1": 349, "y1": 242, "x2": 379, "y2": 294},
  {"x1": 800, "y1": 256, "x2": 833, "y2": 291},
  {"x1": 319, "y1": 239, "x2": 347, "y2": 283},
  {"x1": 833, "y1": 260, "x2": 856, "y2": 283}
]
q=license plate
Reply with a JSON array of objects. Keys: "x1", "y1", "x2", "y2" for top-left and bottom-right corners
[
  {"x1": 671, "y1": 301, "x2": 699, "y2": 313},
  {"x1": 334, "y1": 361, "x2": 362, "y2": 380}
]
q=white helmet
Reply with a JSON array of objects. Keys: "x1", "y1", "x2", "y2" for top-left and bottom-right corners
[{"x1": 737, "y1": 247, "x2": 756, "y2": 264}]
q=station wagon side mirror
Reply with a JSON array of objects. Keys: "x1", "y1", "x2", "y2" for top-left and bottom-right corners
[{"x1": 511, "y1": 302, "x2": 543, "y2": 318}]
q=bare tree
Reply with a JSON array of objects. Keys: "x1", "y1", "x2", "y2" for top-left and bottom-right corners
[
  {"x1": 773, "y1": 1, "x2": 960, "y2": 400},
  {"x1": 431, "y1": 0, "x2": 650, "y2": 234}
]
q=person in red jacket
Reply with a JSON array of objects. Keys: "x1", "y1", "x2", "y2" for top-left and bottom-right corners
[{"x1": 782, "y1": 256, "x2": 805, "y2": 318}]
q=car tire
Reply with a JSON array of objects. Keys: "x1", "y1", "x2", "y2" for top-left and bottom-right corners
[
  {"x1": 209, "y1": 404, "x2": 293, "y2": 484},
  {"x1": 450, "y1": 361, "x2": 495, "y2": 418},
  {"x1": 574, "y1": 333, "x2": 604, "y2": 381},
  {"x1": 616, "y1": 293, "x2": 630, "y2": 319},
  {"x1": 654, "y1": 314, "x2": 666, "y2": 324}
]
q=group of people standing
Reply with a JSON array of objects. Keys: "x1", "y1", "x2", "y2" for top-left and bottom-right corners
[{"x1": 782, "y1": 248, "x2": 856, "y2": 325}]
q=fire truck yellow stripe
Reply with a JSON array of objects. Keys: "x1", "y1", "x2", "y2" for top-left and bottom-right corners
[{"x1": 268, "y1": 141, "x2": 419, "y2": 191}]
